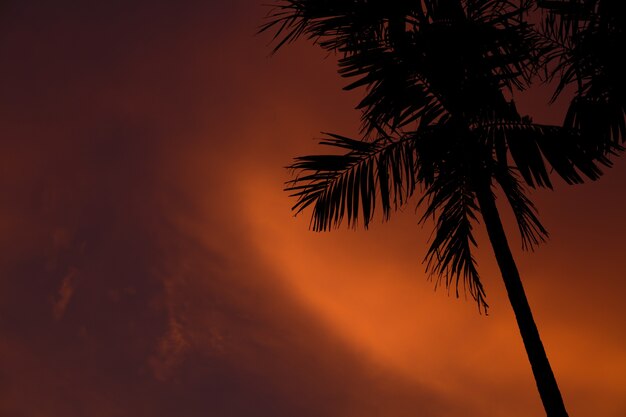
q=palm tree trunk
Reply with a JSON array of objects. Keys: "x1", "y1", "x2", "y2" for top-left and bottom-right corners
[{"x1": 474, "y1": 182, "x2": 569, "y2": 417}]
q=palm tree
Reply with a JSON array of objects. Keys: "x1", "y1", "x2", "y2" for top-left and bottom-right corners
[{"x1": 261, "y1": 1, "x2": 609, "y2": 416}]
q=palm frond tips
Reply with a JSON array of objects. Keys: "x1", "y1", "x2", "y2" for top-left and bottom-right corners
[
  {"x1": 338, "y1": 46, "x2": 449, "y2": 133},
  {"x1": 564, "y1": 97, "x2": 626, "y2": 155},
  {"x1": 540, "y1": 0, "x2": 626, "y2": 146},
  {"x1": 493, "y1": 166, "x2": 548, "y2": 251},
  {"x1": 419, "y1": 168, "x2": 488, "y2": 313},
  {"x1": 259, "y1": 0, "x2": 416, "y2": 54},
  {"x1": 258, "y1": 1, "x2": 310, "y2": 54},
  {"x1": 479, "y1": 118, "x2": 609, "y2": 187},
  {"x1": 285, "y1": 132, "x2": 419, "y2": 231}
]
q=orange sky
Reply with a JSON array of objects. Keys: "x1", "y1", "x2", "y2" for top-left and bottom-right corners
[{"x1": 0, "y1": 2, "x2": 625, "y2": 417}]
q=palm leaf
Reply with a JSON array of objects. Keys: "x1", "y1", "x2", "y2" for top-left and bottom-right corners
[
  {"x1": 539, "y1": 0, "x2": 626, "y2": 148},
  {"x1": 564, "y1": 97, "x2": 626, "y2": 154},
  {"x1": 285, "y1": 131, "x2": 419, "y2": 231},
  {"x1": 477, "y1": 115, "x2": 610, "y2": 187},
  {"x1": 418, "y1": 163, "x2": 487, "y2": 312},
  {"x1": 492, "y1": 165, "x2": 548, "y2": 251}
]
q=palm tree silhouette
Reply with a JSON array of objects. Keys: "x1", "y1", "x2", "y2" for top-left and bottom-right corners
[{"x1": 261, "y1": 1, "x2": 613, "y2": 416}]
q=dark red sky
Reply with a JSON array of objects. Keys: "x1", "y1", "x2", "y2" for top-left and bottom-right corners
[{"x1": 0, "y1": 1, "x2": 625, "y2": 416}]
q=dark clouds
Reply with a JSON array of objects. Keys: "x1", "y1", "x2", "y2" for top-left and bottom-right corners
[{"x1": 0, "y1": 2, "x2": 451, "y2": 417}]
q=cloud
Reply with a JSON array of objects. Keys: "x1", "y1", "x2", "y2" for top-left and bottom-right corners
[
  {"x1": 52, "y1": 266, "x2": 79, "y2": 320},
  {"x1": 0, "y1": 3, "x2": 456, "y2": 417}
]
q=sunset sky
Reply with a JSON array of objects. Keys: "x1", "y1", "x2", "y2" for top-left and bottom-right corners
[{"x1": 0, "y1": 1, "x2": 625, "y2": 416}]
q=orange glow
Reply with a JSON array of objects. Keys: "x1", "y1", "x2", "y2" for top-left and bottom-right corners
[{"x1": 0, "y1": 1, "x2": 625, "y2": 417}]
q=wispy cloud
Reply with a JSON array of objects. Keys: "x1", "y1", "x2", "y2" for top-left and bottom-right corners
[{"x1": 52, "y1": 267, "x2": 79, "y2": 321}]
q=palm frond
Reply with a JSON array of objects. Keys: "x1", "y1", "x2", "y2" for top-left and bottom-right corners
[
  {"x1": 564, "y1": 96, "x2": 626, "y2": 154},
  {"x1": 285, "y1": 131, "x2": 419, "y2": 231},
  {"x1": 418, "y1": 161, "x2": 487, "y2": 313},
  {"x1": 493, "y1": 165, "x2": 548, "y2": 251},
  {"x1": 259, "y1": 0, "x2": 415, "y2": 54},
  {"x1": 478, "y1": 116, "x2": 609, "y2": 187},
  {"x1": 337, "y1": 44, "x2": 449, "y2": 132},
  {"x1": 539, "y1": 0, "x2": 626, "y2": 145}
]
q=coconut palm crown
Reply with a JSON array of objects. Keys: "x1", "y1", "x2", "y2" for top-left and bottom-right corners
[{"x1": 261, "y1": 0, "x2": 605, "y2": 311}]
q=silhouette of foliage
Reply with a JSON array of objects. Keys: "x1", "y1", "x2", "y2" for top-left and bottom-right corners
[
  {"x1": 266, "y1": 0, "x2": 608, "y2": 313},
  {"x1": 262, "y1": 1, "x2": 624, "y2": 416},
  {"x1": 539, "y1": 0, "x2": 626, "y2": 153}
]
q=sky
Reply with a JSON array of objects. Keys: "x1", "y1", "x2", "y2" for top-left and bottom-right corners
[{"x1": 0, "y1": 1, "x2": 625, "y2": 416}]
